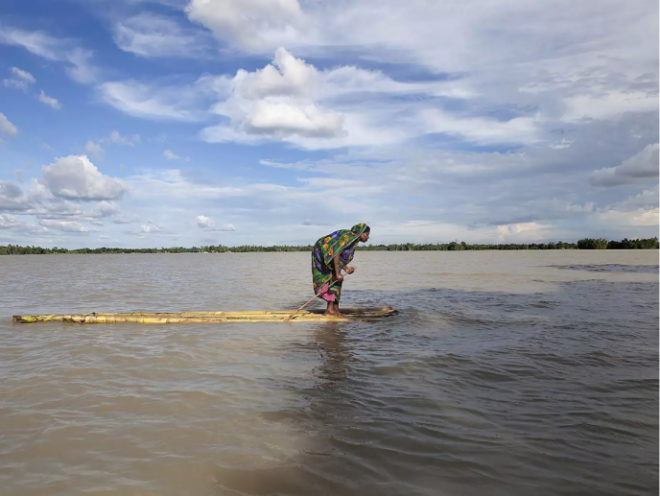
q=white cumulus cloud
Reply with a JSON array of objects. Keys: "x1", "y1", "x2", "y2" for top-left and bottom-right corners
[
  {"x1": 205, "y1": 48, "x2": 345, "y2": 141},
  {"x1": 85, "y1": 141, "x2": 104, "y2": 161},
  {"x1": 196, "y1": 215, "x2": 236, "y2": 231},
  {"x1": 200, "y1": 47, "x2": 535, "y2": 149},
  {"x1": 0, "y1": 113, "x2": 18, "y2": 137},
  {"x1": 164, "y1": 149, "x2": 189, "y2": 161},
  {"x1": 41, "y1": 155, "x2": 128, "y2": 201},
  {"x1": 140, "y1": 224, "x2": 163, "y2": 233},
  {"x1": 3, "y1": 66, "x2": 36, "y2": 90},
  {"x1": 244, "y1": 100, "x2": 344, "y2": 138},
  {"x1": 10, "y1": 66, "x2": 35, "y2": 82},
  {"x1": 105, "y1": 130, "x2": 140, "y2": 145},
  {"x1": 186, "y1": 0, "x2": 308, "y2": 51},
  {"x1": 39, "y1": 90, "x2": 61, "y2": 109}
]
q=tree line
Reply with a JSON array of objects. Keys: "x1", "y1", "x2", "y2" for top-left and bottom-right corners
[{"x1": 0, "y1": 237, "x2": 657, "y2": 255}]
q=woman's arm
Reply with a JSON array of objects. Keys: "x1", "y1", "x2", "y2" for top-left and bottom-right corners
[
  {"x1": 332, "y1": 254, "x2": 344, "y2": 281},
  {"x1": 331, "y1": 238, "x2": 360, "y2": 281}
]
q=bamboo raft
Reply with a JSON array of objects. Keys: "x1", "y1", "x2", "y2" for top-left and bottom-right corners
[{"x1": 12, "y1": 307, "x2": 398, "y2": 324}]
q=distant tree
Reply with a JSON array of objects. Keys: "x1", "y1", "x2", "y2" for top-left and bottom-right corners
[
  {"x1": 577, "y1": 238, "x2": 608, "y2": 249},
  {"x1": 2, "y1": 237, "x2": 658, "y2": 254},
  {"x1": 607, "y1": 237, "x2": 659, "y2": 249}
]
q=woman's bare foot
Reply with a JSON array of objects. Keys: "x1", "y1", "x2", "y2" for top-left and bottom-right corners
[
  {"x1": 324, "y1": 302, "x2": 335, "y2": 316},
  {"x1": 324, "y1": 302, "x2": 343, "y2": 317},
  {"x1": 324, "y1": 309, "x2": 344, "y2": 317}
]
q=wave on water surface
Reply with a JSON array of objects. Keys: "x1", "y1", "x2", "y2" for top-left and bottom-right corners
[{"x1": 551, "y1": 264, "x2": 658, "y2": 274}]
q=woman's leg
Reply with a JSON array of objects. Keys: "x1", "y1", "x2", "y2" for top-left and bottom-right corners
[
  {"x1": 325, "y1": 301, "x2": 343, "y2": 317},
  {"x1": 320, "y1": 282, "x2": 340, "y2": 316},
  {"x1": 324, "y1": 300, "x2": 342, "y2": 317},
  {"x1": 333, "y1": 285, "x2": 343, "y2": 316}
]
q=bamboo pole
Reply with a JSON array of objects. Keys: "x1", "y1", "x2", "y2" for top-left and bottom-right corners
[
  {"x1": 285, "y1": 279, "x2": 341, "y2": 323},
  {"x1": 12, "y1": 307, "x2": 397, "y2": 324},
  {"x1": 79, "y1": 307, "x2": 394, "y2": 316}
]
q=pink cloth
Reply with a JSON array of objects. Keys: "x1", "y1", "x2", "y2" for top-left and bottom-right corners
[{"x1": 317, "y1": 282, "x2": 336, "y2": 302}]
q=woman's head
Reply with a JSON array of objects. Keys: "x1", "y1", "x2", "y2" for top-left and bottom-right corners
[{"x1": 351, "y1": 223, "x2": 370, "y2": 243}]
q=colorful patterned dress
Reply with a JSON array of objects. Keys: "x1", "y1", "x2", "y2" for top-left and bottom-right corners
[{"x1": 311, "y1": 223, "x2": 369, "y2": 303}]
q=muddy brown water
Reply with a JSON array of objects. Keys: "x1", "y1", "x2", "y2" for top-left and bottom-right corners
[{"x1": 1, "y1": 251, "x2": 658, "y2": 495}]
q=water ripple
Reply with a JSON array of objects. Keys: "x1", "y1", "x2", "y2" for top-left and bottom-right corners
[{"x1": 0, "y1": 252, "x2": 657, "y2": 496}]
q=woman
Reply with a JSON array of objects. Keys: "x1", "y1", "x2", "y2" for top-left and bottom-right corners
[{"x1": 311, "y1": 223, "x2": 370, "y2": 316}]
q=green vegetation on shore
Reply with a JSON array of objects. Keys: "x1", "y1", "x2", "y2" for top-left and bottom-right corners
[{"x1": 0, "y1": 237, "x2": 657, "y2": 255}]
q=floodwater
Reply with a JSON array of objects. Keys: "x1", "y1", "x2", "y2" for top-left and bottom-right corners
[{"x1": 0, "y1": 251, "x2": 657, "y2": 496}]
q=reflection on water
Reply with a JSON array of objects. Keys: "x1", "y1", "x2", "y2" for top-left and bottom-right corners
[
  {"x1": 314, "y1": 322, "x2": 352, "y2": 383},
  {"x1": 0, "y1": 251, "x2": 658, "y2": 496},
  {"x1": 215, "y1": 322, "x2": 355, "y2": 495}
]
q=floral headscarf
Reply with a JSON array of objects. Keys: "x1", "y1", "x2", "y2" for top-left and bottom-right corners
[{"x1": 318, "y1": 223, "x2": 370, "y2": 267}]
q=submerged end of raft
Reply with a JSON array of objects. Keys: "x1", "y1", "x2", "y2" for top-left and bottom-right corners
[{"x1": 13, "y1": 307, "x2": 398, "y2": 324}]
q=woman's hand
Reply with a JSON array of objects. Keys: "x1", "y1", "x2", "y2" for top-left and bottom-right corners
[
  {"x1": 344, "y1": 266, "x2": 355, "y2": 275},
  {"x1": 333, "y1": 273, "x2": 344, "y2": 282}
]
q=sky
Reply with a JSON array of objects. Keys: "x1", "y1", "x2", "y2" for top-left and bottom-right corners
[{"x1": 0, "y1": 0, "x2": 658, "y2": 248}]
